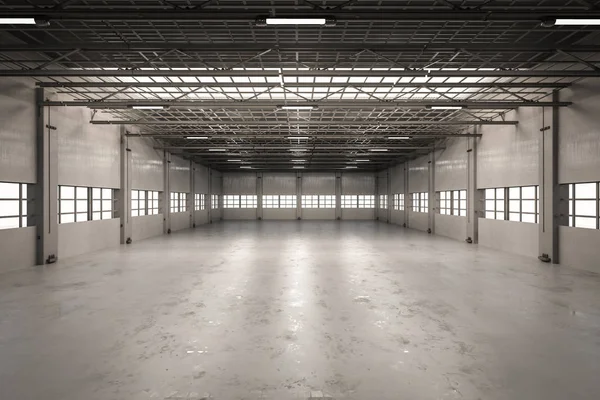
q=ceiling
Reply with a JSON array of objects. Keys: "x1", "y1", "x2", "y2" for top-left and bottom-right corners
[{"x1": 1, "y1": 0, "x2": 599, "y2": 171}]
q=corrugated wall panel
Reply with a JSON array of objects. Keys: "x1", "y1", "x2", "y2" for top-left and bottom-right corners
[
  {"x1": 170, "y1": 155, "x2": 190, "y2": 193},
  {"x1": 0, "y1": 78, "x2": 36, "y2": 183},
  {"x1": 130, "y1": 136, "x2": 163, "y2": 191},
  {"x1": 194, "y1": 164, "x2": 210, "y2": 193},
  {"x1": 558, "y1": 81, "x2": 600, "y2": 184},
  {"x1": 223, "y1": 173, "x2": 257, "y2": 194},
  {"x1": 341, "y1": 173, "x2": 375, "y2": 194},
  {"x1": 389, "y1": 164, "x2": 405, "y2": 193},
  {"x1": 263, "y1": 173, "x2": 296, "y2": 194},
  {"x1": 408, "y1": 155, "x2": 429, "y2": 193},
  {"x1": 477, "y1": 107, "x2": 541, "y2": 188},
  {"x1": 302, "y1": 173, "x2": 336, "y2": 194},
  {"x1": 435, "y1": 138, "x2": 468, "y2": 191}
]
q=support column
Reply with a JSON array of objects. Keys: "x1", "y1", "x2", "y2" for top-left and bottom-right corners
[
  {"x1": 466, "y1": 134, "x2": 481, "y2": 243},
  {"x1": 428, "y1": 152, "x2": 435, "y2": 234},
  {"x1": 119, "y1": 127, "x2": 132, "y2": 244},
  {"x1": 539, "y1": 91, "x2": 565, "y2": 263},
  {"x1": 296, "y1": 172, "x2": 302, "y2": 220},
  {"x1": 35, "y1": 88, "x2": 58, "y2": 265},
  {"x1": 190, "y1": 161, "x2": 196, "y2": 228},
  {"x1": 335, "y1": 172, "x2": 342, "y2": 220},
  {"x1": 404, "y1": 163, "x2": 409, "y2": 227},
  {"x1": 163, "y1": 151, "x2": 171, "y2": 234},
  {"x1": 256, "y1": 172, "x2": 263, "y2": 220}
]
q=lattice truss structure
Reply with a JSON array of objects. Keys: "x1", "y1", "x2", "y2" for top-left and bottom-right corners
[{"x1": 0, "y1": 0, "x2": 599, "y2": 170}]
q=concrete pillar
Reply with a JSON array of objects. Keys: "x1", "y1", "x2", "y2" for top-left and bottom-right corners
[
  {"x1": 428, "y1": 152, "x2": 435, "y2": 234},
  {"x1": 190, "y1": 161, "x2": 196, "y2": 228},
  {"x1": 296, "y1": 172, "x2": 302, "y2": 220},
  {"x1": 163, "y1": 151, "x2": 171, "y2": 233},
  {"x1": 256, "y1": 172, "x2": 263, "y2": 220},
  {"x1": 35, "y1": 88, "x2": 58, "y2": 265},
  {"x1": 119, "y1": 127, "x2": 132, "y2": 244},
  {"x1": 466, "y1": 134, "x2": 480, "y2": 243},
  {"x1": 404, "y1": 163, "x2": 409, "y2": 227},
  {"x1": 539, "y1": 91, "x2": 567, "y2": 263},
  {"x1": 335, "y1": 172, "x2": 342, "y2": 220}
]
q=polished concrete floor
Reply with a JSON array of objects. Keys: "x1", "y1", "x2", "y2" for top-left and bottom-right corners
[{"x1": 1, "y1": 221, "x2": 600, "y2": 400}]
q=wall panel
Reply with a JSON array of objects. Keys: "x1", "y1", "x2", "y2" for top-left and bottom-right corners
[
  {"x1": 263, "y1": 173, "x2": 296, "y2": 194},
  {"x1": 302, "y1": 173, "x2": 336, "y2": 194},
  {"x1": 223, "y1": 173, "x2": 257, "y2": 194},
  {"x1": 169, "y1": 155, "x2": 190, "y2": 193},
  {"x1": 58, "y1": 219, "x2": 120, "y2": 259},
  {"x1": 0, "y1": 227, "x2": 37, "y2": 273},
  {"x1": 435, "y1": 214, "x2": 467, "y2": 242},
  {"x1": 132, "y1": 214, "x2": 163, "y2": 242},
  {"x1": 435, "y1": 138, "x2": 468, "y2": 191},
  {"x1": 341, "y1": 173, "x2": 375, "y2": 194},
  {"x1": 408, "y1": 156, "x2": 429, "y2": 193},
  {"x1": 559, "y1": 227, "x2": 600, "y2": 273},
  {"x1": 408, "y1": 211, "x2": 428, "y2": 232},
  {"x1": 171, "y1": 212, "x2": 191, "y2": 232},
  {"x1": 130, "y1": 136, "x2": 163, "y2": 191},
  {"x1": 479, "y1": 219, "x2": 539, "y2": 258}
]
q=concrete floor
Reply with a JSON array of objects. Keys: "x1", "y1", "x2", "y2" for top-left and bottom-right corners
[{"x1": 1, "y1": 221, "x2": 599, "y2": 400}]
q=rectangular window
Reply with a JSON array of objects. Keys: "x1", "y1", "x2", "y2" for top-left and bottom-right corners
[
  {"x1": 484, "y1": 186, "x2": 539, "y2": 223},
  {"x1": 195, "y1": 193, "x2": 206, "y2": 211},
  {"x1": 319, "y1": 195, "x2": 335, "y2": 208},
  {"x1": 92, "y1": 187, "x2": 113, "y2": 221},
  {"x1": 341, "y1": 195, "x2": 374, "y2": 209},
  {"x1": 59, "y1": 186, "x2": 113, "y2": 223},
  {"x1": 484, "y1": 188, "x2": 505, "y2": 220},
  {"x1": 211, "y1": 194, "x2": 219, "y2": 209},
  {"x1": 170, "y1": 192, "x2": 188, "y2": 213},
  {"x1": 0, "y1": 181, "x2": 29, "y2": 230},
  {"x1": 438, "y1": 190, "x2": 467, "y2": 216},
  {"x1": 240, "y1": 195, "x2": 258, "y2": 208},
  {"x1": 568, "y1": 182, "x2": 600, "y2": 230},
  {"x1": 411, "y1": 192, "x2": 428, "y2": 213},
  {"x1": 263, "y1": 195, "x2": 297, "y2": 208},
  {"x1": 301, "y1": 195, "x2": 335, "y2": 208},
  {"x1": 393, "y1": 193, "x2": 404, "y2": 211},
  {"x1": 379, "y1": 195, "x2": 388, "y2": 209},
  {"x1": 223, "y1": 195, "x2": 240, "y2": 208},
  {"x1": 148, "y1": 191, "x2": 160, "y2": 215}
]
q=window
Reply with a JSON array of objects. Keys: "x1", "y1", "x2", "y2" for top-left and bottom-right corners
[
  {"x1": 59, "y1": 186, "x2": 113, "y2": 224},
  {"x1": 411, "y1": 192, "x2": 428, "y2": 213},
  {"x1": 132, "y1": 190, "x2": 160, "y2": 216},
  {"x1": 341, "y1": 195, "x2": 374, "y2": 208},
  {"x1": 568, "y1": 182, "x2": 599, "y2": 230},
  {"x1": 240, "y1": 195, "x2": 257, "y2": 208},
  {"x1": 438, "y1": 190, "x2": 467, "y2": 216},
  {"x1": 0, "y1": 182, "x2": 28, "y2": 230},
  {"x1": 211, "y1": 194, "x2": 219, "y2": 209},
  {"x1": 301, "y1": 195, "x2": 335, "y2": 208},
  {"x1": 195, "y1": 193, "x2": 205, "y2": 211},
  {"x1": 379, "y1": 195, "x2": 388, "y2": 209},
  {"x1": 223, "y1": 195, "x2": 239, "y2": 208},
  {"x1": 170, "y1": 192, "x2": 188, "y2": 213},
  {"x1": 263, "y1": 195, "x2": 297, "y2": 208},
  {"x1": 393, "y1": 193, "x2": 404, "y2": 211},
  {"x1": 484, "y1": 186, "x2": 539, "y2": 223}
]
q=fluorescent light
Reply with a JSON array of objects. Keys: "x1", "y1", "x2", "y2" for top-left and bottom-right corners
[
  {"x1": 355, "y1": 159, "x2": 370, "y2": 162},
  {"x1": 280, "y1": 105, "x2": 317, "y2": 110},
  {"x1": 291, "y1": 159, "x2": 306, "y2": 162},
  {"x1": 555, "y1": 19, "x2": 600, "y2": 25},
  {"x1": 0, "y1": 18, "x2": 37, "y2": 24},
  {"x1": 369, "y1": 148, "x2": 388, "y2": 152},
  {"x1": 227, "y1": 159, "x2": 242, "y2": 162},
  {"x1": 186, "y1": 136, "x2": 208, "y2": 140},
  {"x1": 387, "y1": 136, "x2": 411, "y2": 140},
  {"x1": 289, "y1": 148, "x2": 308, "y2": 152},
  {"x1": 266, "y1": 18, "x2": 327, "y2": 25},
  {"x1": 240, "y1": 166, "x2": 252, "y2": 169},
  {"x1": 293, "y1": 166, "x2": 305, "y2": 169},
  {"x1": 208, "y1": 148, "x2": 226, "y2": 152},
  {"x1": 430, "y1": 106, "x2": 464, "y2": 110},
  {"x1": 345, "y1": 166, "x2": 358, "y2": 169},
  {"x1": 131, "y1": 105, "x2": 165, "y2": 110},
  {"x1": 287, "y1": 136, "x2": 310, "y2": 140}
]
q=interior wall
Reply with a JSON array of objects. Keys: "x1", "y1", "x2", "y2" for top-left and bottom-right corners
[
  {"x1": 407, "y1": 155, "x2": 429, "y2": 232},
  {"x1": 557, "y1": 81, "x2": 600, "y2": 272},
  {"x1": 211, "y1": 170, "x2": 222, "y2": 221},
  {"x1": 476, "y1": 106, "x2": 541, "y2": 254},
  {"x1": 389, "y1": 163, "x2": 405, "y2": 226},
  {"x1": 194, "y1": 164, "x2": 210, "y2": 225},
  {"x1": 223, "y1": 172, "x2": 257, "y2": 220},
  {"x1": 341, "y1": 173, "x2": 376, "y2": 220},
  {"x1": 0, "y1": 78, "x2": 37, "y2": 273},
  {"x1": 302, "y1": 172, "x2": 336, "y2": 220},
  {"x1": 169, "y1": 155, "x2": 191, "y2": 232},
  {"x1": 377, "y1": 170, "x2": 389, "y2": 221},
  {"x1": 263, "y1": 172, "x2": 297, "y2": 219}
]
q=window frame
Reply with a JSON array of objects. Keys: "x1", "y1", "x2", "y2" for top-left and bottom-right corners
[
  {"x1": 568, "y1": 182, "x2": 600, "y2": 230},
  {"x1": 170, "y1": 192, "x2": 188, "y2": 213},
  {"x1": 0, "y1": 181, "x2": 29, "y2": 230}
]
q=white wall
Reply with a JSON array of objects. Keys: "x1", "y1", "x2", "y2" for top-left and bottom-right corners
[
  {"x1": 263, "y1": 173, "x2": 297, "y2": 220},
  {"x1": 169, "y1": 155, "x2": 191, "y2": 232},
  {"x1": 407, "y1": 155, "x2": 429, "y2": 231},
  {"x1": 557, "y1": 81, "x2": 600, "y2": 272},
  {"x1": 223, "y1": 172, "x2": 258, "y2": 220},
  {"x1": 129, "y1": 135, "x2": 164, "y2": 242},
  {"x1": 211, "y1": 170, "x2": 222, "y2": 221},
  {"x1": 341, "y1": 173, "x2": 375, "y2": 220},
  {"x1": 479, "y1": 219, "x2": 539, "y2": 258},
  {"x1": 194, "y1": 164, "x2": 210, "y2": 225},
  {"x1": 58, "y1": 219, "x2": 120, "y2": 259},
  {"x1": 0, "y1": 78, "x2": 37, "y2": 272},
  {"x1": 389, "y1": 163, "x2": 405, "y2": 226},
  {"x1": 302, "y1": 172, "x2": 336, "y2": 220}
]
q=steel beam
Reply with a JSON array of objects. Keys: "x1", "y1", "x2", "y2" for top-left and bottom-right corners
[
  {"x1": 91, "y1": 120, "x2": 518, "y2": 126},
  {"x1": 125, "y1": 133, "x2": 482, "y2": 138},
  {"x1": 43, "y1": 100, "x2": 572, "y2": 109}
]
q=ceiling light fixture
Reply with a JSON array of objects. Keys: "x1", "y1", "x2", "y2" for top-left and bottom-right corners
[
  {"x1": 240, "y1": 166, "x2": 252, "y2": 169},
  {"x1": 0, "y1": 18, "x2": 37, "y2": 24},
  {"x1": 227, "y1": 159, "x2": 242, "y2": 162},
  {"x1": 429, "y1": 105, "x2": 464, "y2": 110},
  {"x1": 345, "y1": 166, "x2": 358, "y2": 169},
  {"x1": 369, "y1": 149, "x2": 388, "y2": 152},
  {"x1": 291, "y1": 159, "x2": 306, "y2": 162},
  {"x1": 289, "y1": 148, "x2": 308, "y2": 152},
  {"x1": 287, "y1": 136, "x2": 310, "y2": 140},
  {"x1": 186, "y1": 136, "x2": 208, "y2": 140},
  {"x1": 279, "y1": 105, "x2": 317, "y2": 110},
  {"x1": 387, "y1": 136, "x2": 411, "y2": 140},
  {"x1": 208, "y1": 148, "x2": 226, "y2": 152},
  {"x1": 554, "y1": 18, "x2": 600, "y2": 25},
  {"x1": 355, "y1": 159, "x2": 370, "y2": 162},
  {"x1": 131, "y1": 105, "x2": 167, "y2": 110},
  {"x1": 256, "y1": 17, "x2": 336, "y2": 26},
  {"x1": 293, "y1": 166, "x2": 305, "y2": 169}
]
